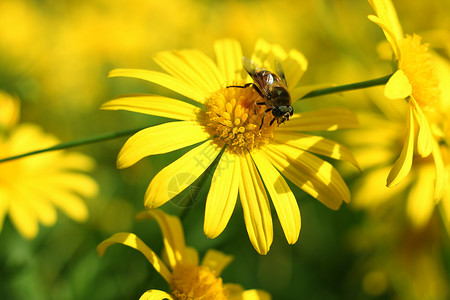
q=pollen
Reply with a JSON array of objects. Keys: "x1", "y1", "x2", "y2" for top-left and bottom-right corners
[
  {"x1": 399, "y1": 34, "x2": 440, "y2": 111},
  {"x1": 204, "y1": 83, "x2": 276, "y2": 154},
  {"x1": 170, "y1": 263, "x2": 228, "y2": 300}
]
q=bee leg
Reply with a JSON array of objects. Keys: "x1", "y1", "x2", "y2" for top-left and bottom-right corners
[
  {"x1": 269, "y1": 118, "x2": 277, "y2": 126},
  {"x1": 259, "y1": 108, "x2": 273, "y2": 130},
  {"x1": 227, "y1": 83, "x2": 253, "y2": 89}
]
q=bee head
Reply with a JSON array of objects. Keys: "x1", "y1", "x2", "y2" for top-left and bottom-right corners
[{"x1": 272, "y1": 105, "x2": 293, "y2": 123}]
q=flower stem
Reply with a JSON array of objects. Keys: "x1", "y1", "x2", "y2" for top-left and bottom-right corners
[
  {"x1": 0, "y1": 126, "x2": 148, "y2": 163},
  {"x1": 300, "y1": 73, "x2": 393, "y2": 99}
]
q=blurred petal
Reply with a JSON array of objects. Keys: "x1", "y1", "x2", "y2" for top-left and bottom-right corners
[
  {"x1": 387, "y1": 106, "x2": 415, "y2": 187},
  {"x1": 184, "y1": 246, "x2": 199, "y2": 266},
  {"x1": 108, "y1": 69, "x2": 205, "y2": 103},
  {"x1": 367, "y1": 14, "x2": 401, "y2": 59},
  {"x1": 201, "y1": 249, "x2": 233, "y2": 276},
  {"x1": 214, "y1": 39, "x2": 243, "y2": 82},
  {"x1": 40, "y1": 189, "x2": 88, "y2": 222},
  {"x1": 238, "y1": 150, "x2": 273, "y2": 255},
  {"x1": 384, "y1": 70, "x2": 412, "y2": 99},
  {"x1": 252, "y1": 150, "x2": 301, "y2": 244},
  {"x1": 8, "y1": 195, "x2": 38, "y2": 239},
  {"x1": 97, "y1": 233, "x2": 172, "y2": 283},
  {"x1": 278, "y1": 107, "x2": 358, "y2": 132},
  {"x1": 262, "y1": 144, "x2": 350, "y2": 210},
  {"x1": 145, "y1": 140, "x2": 221, "y2": 208},
  {"x1": 154, "y1": 50, "x2": 222, "y2": 96},
  {"x1": 136, "y1": 210, "x2": 186, "y2": 268},
  {"x1": 283, "y1": 49, "x2": 308, "y2": 88},
  {"x1": 101, "y1": 95, "x2": 202, "y2": 121},
  {"x1": 410, "y1": 96, "x2": 433, "y2": 157},
  {"x1": 368, "y1": 0, "x2": 404, "y2": 41},
  {"x1": 431, "y1": 140, "x2": 445, "y2": 200},
  {"x1": 274, "y1": 131, "x2": 360, "y2": 170},
  {"x1": 204, "y1": 152, "x2": 239, "y2": 239},
  {"x1": 139, "y1": 290, "x2": 174, "y2": 300},
  {"x1": 117, "y1": 121, "x2": 209, "y2": 169},
  {"x1": 407, "y1": 165, "x2": 435, "y2": 228}
]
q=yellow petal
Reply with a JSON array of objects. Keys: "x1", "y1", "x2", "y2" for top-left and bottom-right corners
[
  {"x1": 145, "y1": 140, "x2": 221, "y2": 208},
  {"x1": 431, "y1": 139, "x2": 445, "y2": 201},
  {"x1": 367, "y1": 14, "x2": 401, "y2": 59},
  {"x1": 97, "y1": 232, "x2": 172, "y2": 283},
  {"x1": 101, "y1": 95, "x2": 202, "y2": 121},
  {"x1": 136, "y1": 210, "x2": 186, "y2": 269},
  {"x1": 9, "y1": 195, "x2": 39, "y2": 239},
  {"x1": 263, "y1": 144, "x2": 350, "y2": 210},
  {"x1": 184, "y1": 246, "x2": 199, "y2": 266},
  {"x1": 117, "y1": 121, "x2": 210, "y2": 169},
  {"x1": 204, "y1": 152, "x2": 239, "y2": 239},
  {"x1": 410, "y1": 96, "x2": 433, "y2": 157},
  {"x1": 384, "y1": 70, "x2": 412, "y2": 99},
  {"x1": 201, "y1": 249, "x2": 233, "y2": 276},
  {"x1": 274, "y1": 131, "x2": 360, "y2": 170},
  {"x1": 252, "y1": 150, "x2": 301, "y2": 244},
  {"x1": 0, "y1": 187, "x2": 10, "y2": 233},
  {"x1": 153, "y1": 50, "x2": 222, "y2": 97},
  {"x1": 368, "y1": 0, "x2": 404, "y2": 42},
  {"x1": 407, "y1": 165, "x2": 435, "y2": 228},
  {"x1": 40, "y1": 173, "x2": 99, "y2": 198},
  {"x1": 139, "y1": 290, "x2": 174, "y2": 300},
  {"x1": 232, "y1": 290, "x2": 272, "y2": 300},
  {"x1": 278, "y1": 107, "x2": 359, "y2": 132},
  {"x1": 108, "y1": 69, "x2": 205, "y2": 104},
  {"x1": 214, "y1": 39, "x2": 243, "y2": 82},
  {"x1": 283, "y1": 49, "x2": 308, "y2": 88},
  {"x1": 41, "y1": 189, "x2": 88, "y2": 222},
  {"x1": 238, "y1": 150, "x2": 273, "y2": 255},
  {"x1": 387, "y1": 106, "x2": 415, "y2": 187}
]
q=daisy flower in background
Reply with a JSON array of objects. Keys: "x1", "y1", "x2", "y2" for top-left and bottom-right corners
[
  {"x1": 97, "y1": 209, "x2": 271, "y2": 300},
  {"x1": 102, "y1": 39, "x2": 358, "y2": 254},
  {"x1": 0, "y1": 91, "x2": 98, "y2": 239},
  {"x1": 368, "y1": 0, "x2": 444, "y2": 196},
  {"x1": 343, "y1": 51, "x2": 450, "y2": 232}
]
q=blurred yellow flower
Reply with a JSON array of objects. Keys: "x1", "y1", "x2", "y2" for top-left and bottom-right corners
[
  {"x1": 0, "y1": 90, "x2": 20, "y2": 130},
  {"x1": 0, "y1": 94, "x2": 98, "y2": 239},
  {"x1": 347, "y1": 52, "x2": 450, "y2": 232},
  {"x1": 368, "y1": 0, "x2": 444, "y2": 196},
  {"x1": 97, "y1": 209, "x2": 271, "y2": 300},
  {"x1": 103, "y1": 39, "x2": 358, "y2": 254}
]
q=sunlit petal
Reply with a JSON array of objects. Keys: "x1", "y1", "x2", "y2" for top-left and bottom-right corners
[
  {"x1": 204, "y1": 152, "x2": 239, "y2": 239},
  {"x1": 274, "y1": 131, "x2": 360, "y2": 169},
  {"x1": 139, "y1": 290, "x2": 174, "y2": 300},
  {"x1": 144, "y1": 140, "x2": 221, "y2": 208},
  {"x1": 407, "y1": 165, "x2": 435, "y2": 228},
  {"x1": 136, "y1": 210, "x2": 186, "y2": 269},
  {"x1": 384, "y1": 70, "x2": 412, "y2": 100},
  {"x1": 214, "y1": 39, "x2": 243, "y2": 82},
  {"x1": 117, "y1": 121, "x2": 210, "y2": 169},
  {"x1": 263, "y1": 144, "x2": 350, "y2": 210},
  {"x1": 108, "y1": 69, "x2": 205, "y2": 103},
  {"x1": 278, "y1": 107, "x2": 358, "y2": 132},
  {"x1": 101, "y1": 94, "x2": 202, "y2": 121},
  {"x1": 238, "y1": 151, "x2": 273, "y2": 255},
  {"x1": 387, "y1": 106, "x2": 415, "y2": 187},
  {"x1": 97, "y1": 232, "x2": 172, "y2": 283},
  {"x1": 252, "y1": 150, "x2": 300, "y2": 244},
  {"x1": 410, "y1": 96, "x2": 433, "y2": 157},
  {"x1": 367, "y1": 14, "x2": 401, "y2": 59}
]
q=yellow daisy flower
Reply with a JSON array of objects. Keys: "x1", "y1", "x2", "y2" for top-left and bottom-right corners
[
  {"x1": 368, "y1": 0, "x2": 444, "y2": 196},
  {"x1": 0, "y1": 93, "x2": 98, "y2": 239},
  {"x1": 97, "y1": 209, "x2": 271, "y2": 300},
  {"x1": 102, "y1": 39, "x2": 358, "y2": 254}
]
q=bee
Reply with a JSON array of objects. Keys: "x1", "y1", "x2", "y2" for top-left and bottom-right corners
[{"x1": 228, "y1": 56, "x2": 293, "y2": 129}]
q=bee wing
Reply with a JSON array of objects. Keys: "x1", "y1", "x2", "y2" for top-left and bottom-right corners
[
  {"x1": 275, "y1": 58, "x2": 288, "y2": 88},
  {"x1": 241, "y1": 56, "x2": 271, "y2": 98}
]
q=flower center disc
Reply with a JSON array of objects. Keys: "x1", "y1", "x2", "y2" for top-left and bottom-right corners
[
  {"x1": 399, "y1": 34, "x2": 440, "y2": 111},
  {"x1": 170, "y1": 263, "x2": 228, "y2": 300},
  {"x1": 204, "y1": 83, "x2": 277, "y2": 154}
]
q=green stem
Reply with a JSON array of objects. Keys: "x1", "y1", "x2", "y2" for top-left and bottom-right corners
[
  {"x1": 300, "y1": 73, "x2": 393, "y2": 99},
  {"x1": 0, "y1": 126, "x2": 148, "y2": 163}
]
